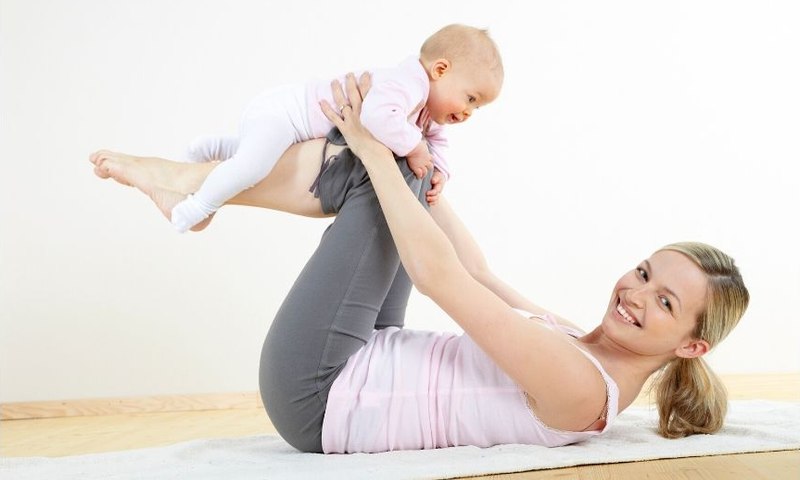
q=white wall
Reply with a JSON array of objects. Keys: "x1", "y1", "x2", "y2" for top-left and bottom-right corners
[{"x1": 1, "y1": 0, "x2": 798, "y2": 403}]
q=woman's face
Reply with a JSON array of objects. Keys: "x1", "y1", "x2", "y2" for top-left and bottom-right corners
[{"x1": 602, "y1": 250, "x2": 710, "y2": 358}]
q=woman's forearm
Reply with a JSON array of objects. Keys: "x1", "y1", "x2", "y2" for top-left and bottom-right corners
[
  {"x1": 345, "y1": 141, "x2": 556, "y2": 319},
  {"x1": 428, "y1": 199, "x2": 547, "y2": 314},
  {"x1": 356, "y1": 147, "x2": 549, "y2": 314},
  {"x1": 471, "y1": 270, "x2": 545, "y2": 314},
  {"x1": 428, "y1": 199, "x2": 489, "y2": 276}
]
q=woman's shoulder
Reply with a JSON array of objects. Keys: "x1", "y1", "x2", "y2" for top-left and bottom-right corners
[{"x1": 512, "y1": 308, "x2": 620, "y2": 432}]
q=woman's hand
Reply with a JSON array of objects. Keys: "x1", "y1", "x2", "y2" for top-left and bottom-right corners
[{"x1": 320, "y1": 73, "x2": 392, "y2": 162}]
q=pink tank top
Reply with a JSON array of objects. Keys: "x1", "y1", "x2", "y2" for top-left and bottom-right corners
[{"x1": 321, "y1": 312, "x2": 619, "y2": 453}]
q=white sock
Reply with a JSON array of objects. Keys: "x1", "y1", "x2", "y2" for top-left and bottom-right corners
[
  {"x1": 170, "y1": 194, "x2": 216, "y2": 233},
  {"x1": 184, "y1": 135, "x2": 239, "y2": 163}
]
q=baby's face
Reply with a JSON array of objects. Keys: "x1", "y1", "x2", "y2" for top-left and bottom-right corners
[{"x1": 427, "y1": 67, "x2": 502, "y2": 125}]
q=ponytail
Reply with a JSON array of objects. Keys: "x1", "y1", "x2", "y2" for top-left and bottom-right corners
[
  {"x1": 652, "y1": 242, "x2": 748, "y2": 438},
  {"x1": 654, "y1": 356, "x2": 727, "y2": 438}
]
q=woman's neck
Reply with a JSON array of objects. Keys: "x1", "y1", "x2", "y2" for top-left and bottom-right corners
[{"x1": 578, "y1": 326, "x2": 669, "y2": 410}]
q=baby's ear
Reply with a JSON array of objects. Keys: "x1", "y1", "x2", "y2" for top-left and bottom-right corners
[{"x1": 430, "y1": 59, "x2": 451, "y2": 80}]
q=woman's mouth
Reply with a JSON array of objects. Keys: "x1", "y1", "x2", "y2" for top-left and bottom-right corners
[{"x1": 616, "y1": 299, "x2": 641, "y2": 327}]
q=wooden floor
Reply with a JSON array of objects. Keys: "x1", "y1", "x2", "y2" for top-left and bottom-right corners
[{"x1": 2, "y1": 373, "x2": 798, "y2": 479}]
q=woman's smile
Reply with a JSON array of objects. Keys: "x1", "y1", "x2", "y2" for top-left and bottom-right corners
[{"x1": 614, "y1": 297, "x2": 641, "y2": 327}]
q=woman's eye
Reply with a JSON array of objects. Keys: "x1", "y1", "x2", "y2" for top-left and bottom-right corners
[
  {"x1": 637, "y1": 267, "x2": 648, "y2": 281},
  {"x1": 660, "y1": 296, "x2": 673, "y2": 312}
]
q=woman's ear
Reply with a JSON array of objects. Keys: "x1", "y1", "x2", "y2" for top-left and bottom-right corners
[
  {"x1": 675, "y1": 339, "x2": 711, "y2": 359},
  {"x1": 429, "y1": 59, "x2": 451, "y2": 80}
]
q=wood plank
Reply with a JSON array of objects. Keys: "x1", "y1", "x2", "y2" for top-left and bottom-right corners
[
  {"x1": 0, "y1": 392, "x2": 262, "y2": 420},
  {"x1": 735, "y1": 449, "x2": 800, "y2": 479},
  {"x1": 477, "y1": 451, "x2": 799, "y2": 479},
  {"x1": 0, "y1": 409, "x2": 273, "y2": 457}
]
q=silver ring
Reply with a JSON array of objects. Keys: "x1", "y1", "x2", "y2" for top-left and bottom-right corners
[{"x1": 339, "y1": 104, "x2": 350, "y2": 113}]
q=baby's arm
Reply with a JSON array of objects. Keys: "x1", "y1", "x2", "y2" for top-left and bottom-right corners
[
  {"x1": 360, "y1": 90, "x2": 424, "y2": 156},
  {"x1": 427, "y1": 169, "x2": 446, "y2": 206},
  {"x1": 424, "y1": 122, "x2": 449, "y2": 205},
  {"x1": 359, "y1": 67, "x2": 430, "y2": 163},
  {"x1": 405, "y1": 140, "x2": 433, "y2": 179}
]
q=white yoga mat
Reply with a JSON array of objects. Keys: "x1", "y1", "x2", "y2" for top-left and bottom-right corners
[{"x1": 2, "y1": 400, "x2": 798, "y2": 480}]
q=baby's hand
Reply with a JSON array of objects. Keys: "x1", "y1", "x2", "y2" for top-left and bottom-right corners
[
  {"x1": 426, "y1": 169, "x2": 446, "y2": 206},
  {"x1": 406, "y1": 141, "x2": 433, "y2": 179}
]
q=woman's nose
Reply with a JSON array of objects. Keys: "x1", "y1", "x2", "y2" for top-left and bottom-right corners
[{"x1": 626, "y1": 286, "x2": 646, "y2": 308}]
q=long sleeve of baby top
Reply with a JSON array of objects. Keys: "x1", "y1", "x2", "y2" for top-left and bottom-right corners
[
  {"x1": 305, "y1": 56, "x2": 451, "y2": 180},
  {"x1": 359, "y1": 57, "x2": 429, "y2": 157},
  {"x1": 420, "y1": 117, "x2": 450, "y2": 180}
]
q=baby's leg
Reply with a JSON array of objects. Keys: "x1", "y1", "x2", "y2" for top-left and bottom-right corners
[
  {"x1": 172, "y1": 82, "x2": 318, "y2": 233},
  {"x1": 171, "y1": 111, "x2": 302, "y2": 232},
  {"x1": 185, "y1": 135, "x2": 239, "y2": 163}
]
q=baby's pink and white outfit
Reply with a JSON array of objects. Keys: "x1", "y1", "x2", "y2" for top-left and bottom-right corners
[
  {"x1": 171, "y1": 56, "x2": 449, "y2": 232},
  {"x1": 321, "y1": 311, "x2": 620, "y2": 453}
]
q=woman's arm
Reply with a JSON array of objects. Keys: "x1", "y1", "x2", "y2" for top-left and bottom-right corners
[
  {"x1": 321, "y1": 75, "x2": 604, "y2": 431},
  {"x1": 430, "y1": 198, "x2": 587, "y2": 333},
  {"x1": 430, "y1": 198, "x2": 547, "y2": 313}
]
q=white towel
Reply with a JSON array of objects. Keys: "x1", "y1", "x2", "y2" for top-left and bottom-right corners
[{"x1": 2, "y1": 400, "x2": 798, "y2": 480}]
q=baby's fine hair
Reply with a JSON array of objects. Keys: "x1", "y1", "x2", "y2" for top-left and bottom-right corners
[{"x1": 420, "y1": 24, "x2": 504, "y2": 76}]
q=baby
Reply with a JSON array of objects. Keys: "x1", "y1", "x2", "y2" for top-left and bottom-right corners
[{"x1": 173, "y1": 23, "x2": 504, "y2": 232}]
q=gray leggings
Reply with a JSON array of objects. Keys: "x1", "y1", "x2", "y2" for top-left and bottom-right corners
[{"x1": 259, "y1": 130, "x2": 431, "y2": 452}]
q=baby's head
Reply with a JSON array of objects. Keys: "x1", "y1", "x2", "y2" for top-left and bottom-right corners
[{"x1": 420, "y1": 24, "x2": 504, "y2": 125}]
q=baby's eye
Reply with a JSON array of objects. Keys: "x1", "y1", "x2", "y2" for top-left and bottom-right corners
[
  {"x1": 468, "y1": 95, "x2": 476, "y2": 103},
  {"x1": 636, "y1": 267, "x2": 649, "y2": 281}
]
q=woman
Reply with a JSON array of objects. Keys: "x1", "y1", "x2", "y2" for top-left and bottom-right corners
[{"x1": 90, "y1": 74, "x2": 749, "y2": 454}]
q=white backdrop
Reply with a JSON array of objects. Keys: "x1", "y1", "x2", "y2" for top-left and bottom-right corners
[{"x1": 1, "y1": 0, "x2": 798, "y2": 403}]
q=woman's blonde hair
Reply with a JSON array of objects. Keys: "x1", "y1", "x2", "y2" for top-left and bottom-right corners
[{"x1": 651, "y1": 241, "x2": 749, "y2": 438}]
